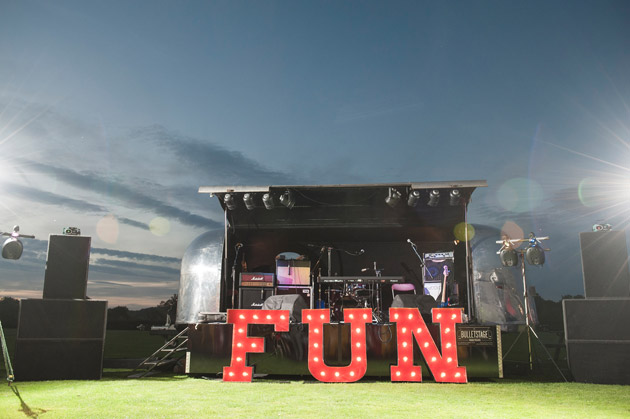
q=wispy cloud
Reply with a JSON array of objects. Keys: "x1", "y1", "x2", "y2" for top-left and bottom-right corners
[
  {"x1": 18, "y1": 159, "x2": 221, "y2": 229},
  {"x1": 90, "y1": 247, "x2": 180, "y2": 264},
  {"x1": 4, "y1": 182, "x2": 106, "y2": 212},
  {"x1": 132, "y1": 125, "x2": 298, "y2": 185},
  {"x1": 91, "y1": 259, "x2": 180, "y2": 277}
]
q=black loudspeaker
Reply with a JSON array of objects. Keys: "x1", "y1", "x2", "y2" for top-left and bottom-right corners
[
  {"x1": 390, "y1": 294, "x2": 437, "y2": 316},
  {"x1": 43, "y1": 235, "x2": 91, "y2": 299},
  {"x1": 276, "y1": 286, "x2": 312, "y2": 308},
  {"x1": 15, "y1": 299, "x2": 107, "y2": 381},
  {"x1": 239, "y1": 287, "x2": 274, "y2": 309},
  {"x1": 579, "y1": 231, "x2": 630, "y2": 298},
  {"x1": 563, "y1": 298, "x2": 630, "y2": 384},
  {"x1": 262, "y1": 295, "x2": 309, "y2": 323}
]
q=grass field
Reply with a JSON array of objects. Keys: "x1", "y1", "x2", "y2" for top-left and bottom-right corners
[
  {"x1": 1, "y1": 373, "x2": 629, "y2": 418},
  {"x1": 1, "y1": 329, "x2": 628, "y2": 418}
]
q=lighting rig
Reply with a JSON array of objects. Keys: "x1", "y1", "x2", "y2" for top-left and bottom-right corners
[
  {"x1": 496, "y1": 233, "x2": 567, "y2": 381},
  {"x1": 214, "y1": 187, "x2": 465, "y2": 211}
]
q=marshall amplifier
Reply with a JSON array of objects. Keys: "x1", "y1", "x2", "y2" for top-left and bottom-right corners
[
  {"x1": 239, "y1": 287, "x2": 275, "y2": 310},
  {"x1": 240, "y1": 272, "x2": 275, "y2": 288}
]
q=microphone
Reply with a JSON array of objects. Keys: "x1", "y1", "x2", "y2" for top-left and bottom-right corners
[
  {"x1": 359, "y1": 249, "x2": 365, "y2": 255},
  {"x1": 235, "y1": 243, "x2": 243, "y2": 249},
  {"x1": 407, "y1": 239, "x2": 417, "y2": 246}
]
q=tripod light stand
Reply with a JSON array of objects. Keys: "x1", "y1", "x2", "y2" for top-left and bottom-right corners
[{"x1": 497, "y1": 234, "x2": 567, "y2": 382}]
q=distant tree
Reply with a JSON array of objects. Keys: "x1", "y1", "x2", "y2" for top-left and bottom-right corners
[{"x1": 158, "y1": 294, "x2": 178, "y2": 326}]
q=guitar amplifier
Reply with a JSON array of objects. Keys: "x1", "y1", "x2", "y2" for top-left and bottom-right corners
[{"x1": 240, "y1": 272, "x2": 275, "y2": 287}]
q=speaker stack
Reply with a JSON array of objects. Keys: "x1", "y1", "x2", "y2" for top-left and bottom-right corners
[
  {"x1": 239, "y1": 273, "x2": 275, "y2": 309},
  {"x1": 14, "y1": 234, "x2": 108, "y2": 380},
  {"x1": 562, "y1": 231, "x2": 630, "y2": 384}
]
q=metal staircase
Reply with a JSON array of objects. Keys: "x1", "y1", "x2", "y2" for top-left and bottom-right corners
[{"x1": 130, "y1": 328, "x2": 188, "y2": 378}]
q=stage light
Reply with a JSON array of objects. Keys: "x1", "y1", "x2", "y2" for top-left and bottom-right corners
[
  {"x1": 279, "y1": 190, "x2": 295, "y2": 209},
  {"x1": 427, "y1": 190, "x2": 440, "y2": 207},
  {"x1": 262, "y1": 193, "x2": 275, "y2": 210},
  {"x1": 224, "y1": 193, "x2": 237, "y2": 210},
  {"x1": 407, "y1": 189, "x2": 420, "y2": 207},
  {"x1": 243, "y1": 193, "x2": 256, "y2": 210},
  {"x1": 2, "y1": 238, "x2": 23, "y2": 260},
  {"x1": 526, "y1": 245, "x2": 545, "y2": 265},
  {"x1": 500, "y1": 247, "x2": 519, "y2": 267},
  {"x1": 449, "y1": 189, "x2": 461, "y2": 206},
  {"x1": 526, "y1": 233, "x2": 546, "y2": 265},
  {"x1": 385, "y1": 188, "x2": 402, "y2": 208},
  {"x1": 1, "y1": 226, "x2": 34, "y2": 260}
]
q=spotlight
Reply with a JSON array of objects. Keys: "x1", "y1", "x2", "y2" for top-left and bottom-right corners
[
  {"x1": 449, "y1": 189, "x2": 461, "y2": 206},
  {"x1": 262, "y1": 193, "x2": 275, "y2": 210},
  {"x1": 279, "y1": 190, "x2": 295, "y2": 209},
  {"x1": 224, "y1": 193, "x2": 237, "y2": 210},
  {"x1": 427, "y1": 190, "x2": 440, "y2": 207},
  {"x1": 1, "y1": 225, "x2": 35, "y2": 260},
  {"x1": 243, "y1": 193, "x2": 255, "y2": 210},
  {"x1": 500, "y1": 247, "x2": 519, "y2": 267},
  {"x1": 526, "y1": 246, "x2": 545, "y2": 266},
  {"x1": 385, "y1": 188, "x2": 402, "y2": 208},
  {"x1": 407, "y1": 190, "x2": 420, "y2": 207},
  {"x1": 2, "y1": 238, "x2": 23, "y2": 260}
]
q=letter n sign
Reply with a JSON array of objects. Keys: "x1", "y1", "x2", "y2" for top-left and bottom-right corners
[{"x1": 390, "y1": 307, "x2": 467, "y2": 383}]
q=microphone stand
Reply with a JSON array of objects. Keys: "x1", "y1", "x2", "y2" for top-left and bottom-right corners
[
  {"x1": 231, "y1": 245, "x2": 243, "y2": 309},
  {"x1": 408, "y1": 240, "x2": 433, "y2": 292}
]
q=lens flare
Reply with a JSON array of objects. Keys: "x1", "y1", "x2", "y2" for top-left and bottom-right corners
[
  {"x1": 501, "y1": 221, "x2": 524, "y2": 245},
  {"x1": 149, "y1": 217, "x2": 170, "y2": 236},
  {"x1": 96, "y1": 214, "x2": 119, "y2": 244},
  {"x1": 497, "y1": 178, "x2": 543, "y2": 212},
  {"x1": 454, "y1": 222, "x2": 475, "y2": 242}
]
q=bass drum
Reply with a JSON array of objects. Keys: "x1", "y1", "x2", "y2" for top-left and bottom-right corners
[{"x1": 330, "y1": 289, "x2": 360, "y2": 322}]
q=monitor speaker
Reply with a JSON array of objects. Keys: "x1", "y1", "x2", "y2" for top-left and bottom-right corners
[
  {"x1": 262, "y1": 294, "x2": 309, "y2": 323},
  {"x1": 579, "y1": 231, "x2": 630, "y2": 298},
  {"x1": 43, "y1": 235, "x2": 91, "y2": 299}
]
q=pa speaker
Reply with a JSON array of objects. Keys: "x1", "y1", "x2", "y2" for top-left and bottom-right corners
[
  {"x1": 43, "y1": 235, "x2": 91, "y2": 299},
  {"x1": 239, "y1": 287, "x2": 274, "y2": 309},
  {"x1": 579, "y1": 231, "x2": 630, "y2": 298},
  {"x1": 17, "y1": 299, "x2": 107, "y2": 339},
  {"x1": 15, "y1": 299, "x2": 107, "y2": 381},
  {"x1": 563, "y1": 298, "x2": 630, "y2": 384}
]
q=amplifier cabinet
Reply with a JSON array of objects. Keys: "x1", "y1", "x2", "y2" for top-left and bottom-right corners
[
  {"x1": 239, "y1": 287, "x2": 275, "y2": 309},
  {"x1": 276, "y1": 260, "x2": 310, "y2": 286},
  {"x1": 240, "y1": 272, "x2": 275, "y2": 288}
]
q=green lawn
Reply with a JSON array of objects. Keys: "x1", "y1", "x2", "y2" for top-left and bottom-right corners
[
  {"x1": 0, "y1": 374, "x2": 628, "y2": 418},
  {"x1": 1, "y1": 329, "x2": 627, "y2": 418}
]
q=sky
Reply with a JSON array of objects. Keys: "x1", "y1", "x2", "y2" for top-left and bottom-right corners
[{"x1": 0, "y1": 1, "x2": 629, "y2": 308}]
